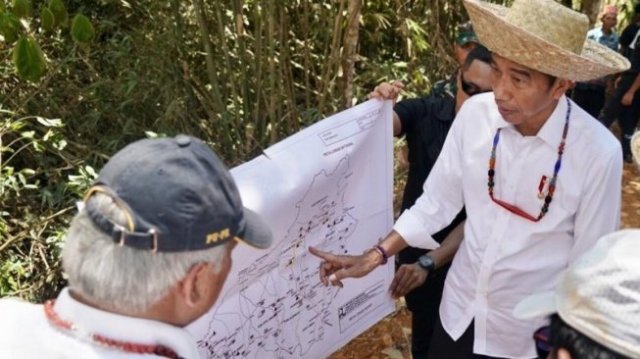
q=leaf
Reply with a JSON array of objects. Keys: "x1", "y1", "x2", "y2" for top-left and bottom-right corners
[
  {"x1": 13, "y1": 36, "x2": 47, "y2": 82},
  {"x1": 71, "y1": 13, "x2": 94, "y2": 43},
  {"x1": 47, "y1": 0, "x2": 67, "y2": 28},
  {"x1": 36, "y1": 117, "x2": 62, "y2": 127},
  {"x1": 0, "y1": 13, "x2": 21, "y2": 43},
  {"x1": 11, "y1": 0, "x2": 31, "y2": 18},
  {"x1": 20, "y1": 130, "x2": 35, "y2": 138},
  {"x1": 40, "y1": 7, "x2": 54, "y2": 32}
]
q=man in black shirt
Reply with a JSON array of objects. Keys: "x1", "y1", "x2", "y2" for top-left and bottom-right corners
[
  {"x1": 619, "y1": 3, "x2": 640, "y2": 61},
  {"x1": 368, "y1": 45, "x2": 493, "y2": 359},
  {"x1": 599, "y1": 37, "x2": 640, "y2": 163}
]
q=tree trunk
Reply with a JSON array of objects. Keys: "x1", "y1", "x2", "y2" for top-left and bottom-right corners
[
  {"x1": 581, "y1": 0, "x2": 602, "y2": 27},
  {"x1": 341, "y1": 0, "x2": 362, "y2": 109}
]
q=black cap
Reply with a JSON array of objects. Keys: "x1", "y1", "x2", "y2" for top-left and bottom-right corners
[{"x1": 83, "y1": 135, "x2": 273, "y2": 252}]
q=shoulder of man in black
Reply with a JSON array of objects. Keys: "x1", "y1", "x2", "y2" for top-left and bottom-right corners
[
  {"x1": 629, "y1": 44, "x2": 640, "y2": 73},
  {"x1": 620, "y1": 23, "x2": 640, "y2": 47},
  {"x1": 393, "y1": 93, "x2": 456, "y2": 138}
]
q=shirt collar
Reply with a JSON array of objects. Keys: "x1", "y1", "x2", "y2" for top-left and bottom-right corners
[
  {"x1": 494, "y1": 95, "x2": 569, "y2": 148},
  {"x1": 535, "y1": 95, "x2": 569, "y2": 148},
  {"x1": 54, "y1": 288, "x2": 200, "y2": 359}
]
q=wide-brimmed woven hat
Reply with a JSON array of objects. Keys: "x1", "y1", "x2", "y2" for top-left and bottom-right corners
[{"x1": 463, "y1": 0, "x2": 630, "y2": 82}]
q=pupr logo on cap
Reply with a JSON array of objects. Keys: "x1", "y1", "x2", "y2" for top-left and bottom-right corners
[{"x1": 206, "y1": 228, "x2": 231, "y2": 245}]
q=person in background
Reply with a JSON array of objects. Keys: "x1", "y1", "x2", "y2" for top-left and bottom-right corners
[
  {"x1": 310, "y1": 0, "x2": 629, "y2": 357},
  {"x1": 619, "y1": 3, "x2": 640, "y2": 61},
  {"x1": 370, "y1": 44, "x2": 493, "y2": 359},
  {"x1": 431, "y1": 22, "x2": 481, "y2": 99},
  {"x1": 599, "y1": 24, "x2": 640, "y2": 163},
  {"x1": 0, "y1": 135, "x2": 273, "y2": 359},
  {"x1": 514, "y1": 229, "x2": 640, "y2": 359},
  {"x1": 572, "y1": 5, "x2": 619, "y2": 118}
]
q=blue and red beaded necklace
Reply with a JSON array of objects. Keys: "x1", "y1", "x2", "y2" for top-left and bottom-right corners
[{"x1": 487, "y1": 97, "x2": 570, "y2": 222}]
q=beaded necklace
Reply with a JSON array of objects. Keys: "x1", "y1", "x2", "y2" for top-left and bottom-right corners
[
  {"x1": 487, "y1": 97, "x2": 570, "y2": 222},
  {"x1": 44, "y1": 299, "x2": 185, "y2": 359}
]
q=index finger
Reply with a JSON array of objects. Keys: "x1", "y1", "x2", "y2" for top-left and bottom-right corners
[{"x1": 309, "y1": 246, "x2": 346, "y2": 265}]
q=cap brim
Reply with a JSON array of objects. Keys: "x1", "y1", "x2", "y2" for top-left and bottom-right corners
[
  {"x1": 513, "y1": 291, "x2": 557, "y2": 320},
  {"x1": 237, "y1": 207, "x2": 273, "y2": 249}
]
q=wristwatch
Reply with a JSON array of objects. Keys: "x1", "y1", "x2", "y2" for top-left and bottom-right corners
[{"x1": 417, "y1": 254, "x2": 436, "y2": 273}]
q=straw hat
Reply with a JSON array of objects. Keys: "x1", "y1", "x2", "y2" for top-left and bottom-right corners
[{"x1": 463, "y1": 0, "x2": 630, "y2": 82}]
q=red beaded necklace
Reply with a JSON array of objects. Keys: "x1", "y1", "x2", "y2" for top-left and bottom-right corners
[
  {"x1": 487, "y1": 97, "x2": 571, "y2": 222},
  {"x1": 44, "y1": 299, "x2": 185, "y2": 359}
]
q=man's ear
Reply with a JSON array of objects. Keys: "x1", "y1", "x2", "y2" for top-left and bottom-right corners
[
  {"x1": 552, "y1": 79, "x2": 574, "y2": 100},
  {"x1": 179, "y1": 263, "x2": 209, "y2": 307}
]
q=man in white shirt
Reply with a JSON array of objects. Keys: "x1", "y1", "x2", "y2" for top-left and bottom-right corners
[
  {"x1": 0, "y1": 135, "x2": 273, "y2": 358},
  {"x1": 309, "y1": 0, "x2": 629, "y2": 358}
]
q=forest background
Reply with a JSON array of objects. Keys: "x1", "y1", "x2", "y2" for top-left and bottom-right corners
[{"x1": 0, "y1": 0, "x2": 635, "y2": 318}]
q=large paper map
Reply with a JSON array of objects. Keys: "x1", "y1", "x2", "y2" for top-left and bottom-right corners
[{"x1": 187, "y1": 100, "x2": 395, "y2": 358}]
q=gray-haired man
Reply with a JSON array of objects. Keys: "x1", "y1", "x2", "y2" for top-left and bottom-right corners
[{"x1": 0, "y1": 135, "x2": 273, "y2": 358}]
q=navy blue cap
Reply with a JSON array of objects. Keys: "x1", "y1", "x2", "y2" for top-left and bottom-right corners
[{"x1": 83, "y1": 134, "x2": 273, "y2": 252}]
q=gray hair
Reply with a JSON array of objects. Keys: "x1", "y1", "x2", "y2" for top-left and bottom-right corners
[{"x1": 62, "y1": 193, "x2": 227, "y2": 313}]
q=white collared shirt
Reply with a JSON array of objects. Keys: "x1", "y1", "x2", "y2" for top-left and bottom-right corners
[
  {"x1": 394, "y1": 93, "x2": 622, "y2": 358},
  {"x1": 0, "y1": 288, "x2": 201, "y2": 359}
]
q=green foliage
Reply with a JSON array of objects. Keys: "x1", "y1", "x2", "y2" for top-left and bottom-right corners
[
  {"x1": 71, "y1": 13, "x2": 94, "y2": 43},
  {"x1": 0, "y1": 12, "x2": 21, "y2": 43},
  {"x1": 0, "y1": 112, "x2": 95, "y2": 300},
  {"x1": 40, "y1": 8, "x2": 55, "y2": 32},
  {"x1": 11, "y1": 0, "x2": 31, "y2": 19},
  {"x1": 13, "y1": 36, "x2": 47, "y2": 82},
  {"x1": 48, "y1": 0, "x2": 68, "y2": 28},
  {"x1": 1, "y1": 0, "x2": 94, "y2": 83}
]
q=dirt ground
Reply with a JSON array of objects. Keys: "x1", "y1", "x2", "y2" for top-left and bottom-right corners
[{"x1": 329, "y1": 163, "x2": 640, "y2": 359}]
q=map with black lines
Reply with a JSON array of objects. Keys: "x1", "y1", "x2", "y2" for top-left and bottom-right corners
[{"x1": 187, "y1": 100, "x2": 395, "y2": 358}]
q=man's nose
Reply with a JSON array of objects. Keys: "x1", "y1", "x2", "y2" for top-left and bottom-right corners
[{"x1": 492, "y1": 76, "x2": 510, "y2": 102}]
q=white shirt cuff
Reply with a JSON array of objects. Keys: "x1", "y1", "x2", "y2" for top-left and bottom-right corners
[{"x1": 393, "y1": 211, "x2": 440, "y2": 250}]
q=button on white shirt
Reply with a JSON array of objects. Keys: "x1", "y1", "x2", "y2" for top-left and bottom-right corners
[
  {"x1": 394, "y1": 93, "x2": 622, "y2": 358},
  {"x1": 0, "y1": 288, "x2": 201, "y2": 358}
]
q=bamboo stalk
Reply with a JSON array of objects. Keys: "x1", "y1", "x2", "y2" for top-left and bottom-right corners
[
  {"x1": 318, "y1": 0, "x2": 347, "y2": 114},
  {"x1": 341, "y1": 0, "x2": 362, "y2": 109},
  {"x1": 232, "y1": 0, "x2": 252, "y2": 147},
  {"x1": 266, "y1": 0, "x2": 277, "y2": 144},
  {"x1": 192, "y1": 0, "x2": 226, "y2": 115}
]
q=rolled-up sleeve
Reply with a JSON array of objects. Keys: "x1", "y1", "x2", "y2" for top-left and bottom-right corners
[{"x1": 393, "y1": 101, "x2": 468, "y2": 249}]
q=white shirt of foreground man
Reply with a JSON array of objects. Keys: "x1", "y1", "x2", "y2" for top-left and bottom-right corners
[{"x1": 394, "y1": 92, "x2": 621, "y2": 358}]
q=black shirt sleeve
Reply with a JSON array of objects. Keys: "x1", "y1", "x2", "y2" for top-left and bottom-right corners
[
  {"x1": 394, "y1": 97, "x2": 433, "y2": 138},
  {"x1": 620, "y1": 24, "x2": 638, "y2": 48}
]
